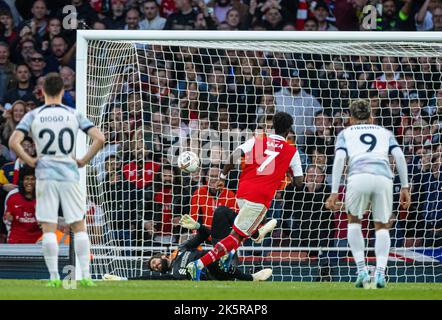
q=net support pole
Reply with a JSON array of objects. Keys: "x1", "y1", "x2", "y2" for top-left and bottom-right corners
[{"x1": 74, "y1": 32, "x2": 89, "y2": 281}]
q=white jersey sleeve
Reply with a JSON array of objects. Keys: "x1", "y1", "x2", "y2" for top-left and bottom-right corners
[
  {"x1": 289, "y1": 150, "x2": 303, "y2": 177},
  {"x1": 335, "y1": 131, "x2": 348, "y2": 155},
  {"x1": 16, "y1": 110, "x2": 36, "y2": 135},
  {"x1": 237, "y1": 137, "x2": 255, "y2": 154},
  {"x1": 76, "y1": 111, "x2": 95, "y2": 133}
]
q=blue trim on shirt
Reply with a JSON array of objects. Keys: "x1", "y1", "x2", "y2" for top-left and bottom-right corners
[
  {"x1": 16, "y1": 128, "x2": 28, "y2": 135},
  {"x1": 336, "y1": 147, "x2": 348, "y2": 155},
  {"x1": 389, "y1": 145, "x2": 399, "y2": 154},
  {"x1": 82, "y1": 125, "x2": 95, "y2": 134},
  {"x1": 38, "y1": 104, "x2": 71, "y2": 113}
]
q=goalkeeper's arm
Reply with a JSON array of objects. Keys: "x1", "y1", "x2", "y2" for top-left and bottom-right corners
[{"x1": 178, "y1": 223, "x2": 211, "y2": 251}]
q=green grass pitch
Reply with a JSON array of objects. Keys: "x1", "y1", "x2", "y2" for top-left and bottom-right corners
[{"x1": 0, "y1": 280, "x2": 441, "y2": 300}]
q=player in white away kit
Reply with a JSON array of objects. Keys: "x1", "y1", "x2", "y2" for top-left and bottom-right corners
[
  {"x1": 326, "y1": 99, "x2": 411, "y2": 289},
  {"x1": 9, "y1": 73, "x2": 105, "y2": 287}
]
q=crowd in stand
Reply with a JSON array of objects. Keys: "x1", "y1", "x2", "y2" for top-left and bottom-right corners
[{"x1": 0, "y1": 0, "x2": 441, "y2": 257}]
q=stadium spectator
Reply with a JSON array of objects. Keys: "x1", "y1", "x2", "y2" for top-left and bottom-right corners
[
  {"x1": 124, "y1": 8, "x2": 141, "y2": 30},
  {"x1": 275, "y1": 68, "x2": 322, "y2": 146},
  {"x1": 3, "y1": 165, "x2": 40, "y2": 244},
  {"x1": 4, "y1": 136, "x2": 36, "y2": 188},
  {"x1": 372, "y1": 56, "x2": 401, "y2": 96},
  {"x1": 313, "y1": 1, "x2": 338, "y2": 31},
  {"x1": 59, "y1": 66, "x2": 75, "y2": 103},
  {"x1": 305, "y1": 110, "x2": 335, "y2": 159},
  {"x1": 303, "y1": 17, "x2": 319, "y2": 31},
  {"x1": 92, "y1": 20, "x2": 107, "y2": 30},
  {"x1": 66, "y1": 0, "x2": 99, "y2": 27},
  {"x1": 140, "y1": 0, "x2": 166, "y2": 30},
  {"x1": 122, "y1": 136, "x2": 161, "y2": 189},
  {"x1": 224, "y1": 8, "x2": 241, "y2": 30},
  {"x1": 17, "y1": 0, "x2": 47, "y2": 38},
  {"x1": 41, "y1": 17, "x2": 62, "y2": 54},
  {"x1": 32, "y1": 75, "x2": 45, "y2": 104},
  {"x1": 0, "y1": 8, "x2": 17, "y2": 44},
  {"x1": 27, "y1": 52, "x2": 46, "y2": 84},
  {"x1": 260, "y1": 6, "x2": 286, "y2": 30},
  {"x1": 213, "y1": 0, "x2": 231, "y2": 23},
  {"x1": 415, "y1": 0, "x2": 437, "y2": 31},
  {"x1": 13, "y1": 39, "x2": 37, "y2": 66},
  {"x1": 1, "y1": 100, "x2": 25, "y2": 146},
  {"x1": 91, "y1": 121, "x2": 120, "y2": 182},
  {"x1": 3, "y1": 64, "x2": 33, "y2": 104},
  {"x1": 256, "y1": 93, "x2": 276, "y2": 121},
  {"x1": 146, "y1": 164, "x2": 181, "y2": 245},
  {"x1": 164, "y1": 0, "x2": 214, "y2": 30},
  {"x1": 408, "y1": 91, "x2": 431, "y2": 125},
  {"x1": 164, "y1": 0, "x2": 200, "y2": 30},
  {"x1": 0, "y1": 42, "x2": 14, "y2": 103},
  {"x1": 49, "y1": 35, "x2": 75, "y2": 70},
  {"x1": 433, "y1": 4, "x2": 442, "y2": 30},
  {"x1": 102, "y1": 0, "x2": 127, "y2": 29},
  {"x1": 377, "y1": 0, "x2": 413, "y2": 31},
  {"x1": 190, "y1": 166, "x2": 237, "y2": 228}
]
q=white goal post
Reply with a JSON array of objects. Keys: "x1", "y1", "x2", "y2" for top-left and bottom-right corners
[{"x1": 76, "y1": 30, "x2": 442, "y2": 282}]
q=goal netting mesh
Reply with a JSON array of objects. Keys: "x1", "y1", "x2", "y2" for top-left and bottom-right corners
[{"x1": 83, "y1": 38, "x2": 442, "y2": 282}]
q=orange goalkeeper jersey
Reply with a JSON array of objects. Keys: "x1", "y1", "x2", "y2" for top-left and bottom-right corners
[{"x1": 190, "y1": 186, "x2": 238, "y2": 227}]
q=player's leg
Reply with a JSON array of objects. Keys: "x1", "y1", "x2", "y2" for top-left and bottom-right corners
[
  {"x1": 36, "y1": 180, "x2": 61, "y2": 287},
  {"x1": 372, "y1": 177, "x2": 393, "y2": 289},
  {"x1": 211, "y1": 205, "x2": 275, "y2": 244},
  {"x1": 251, "y1": 219, "x2": 278, "y2": 244},
  {"x1": 70, "y1": 219, "x2": 94, "y2": 286},
  {"x1": 187, "y1": 199, "x2": 266, "y2": 280},
  {"x1": 345, "y1": 174, "x2": 371, "y2": 288},
  {"x1": 41, "y1": 222, "x2": 61, "y2": 287},
  {"x1": 211, "y1": 206, "x2": 236, "y2": 243},
  {"x1": 61, "y1": 181, "x2": 94, "y2": 286}
]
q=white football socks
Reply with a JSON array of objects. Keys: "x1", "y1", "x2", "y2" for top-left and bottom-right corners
[
  {"x1": 74, "y1": 231, "x2": 91, "y2": 279},
  {"x1": 347, "y1": 223, "x2": 367, "y2": 274},
  {"x1": 42, "y1": 232, "x2": 60, "y2": 280},
  {"x1": 375, "y1": 229, "x2": 390, "y2": 277}
]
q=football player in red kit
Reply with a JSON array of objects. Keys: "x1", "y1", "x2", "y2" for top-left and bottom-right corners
[{"x1": 187, "y1": 112, "x2": 304, "y2": 280}]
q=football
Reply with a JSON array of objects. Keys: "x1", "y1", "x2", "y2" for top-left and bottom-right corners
[{"x1": 177, "y1": 151, "x2": 200, "y2": 173}]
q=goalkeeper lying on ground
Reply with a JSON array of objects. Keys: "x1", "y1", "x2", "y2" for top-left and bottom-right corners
[{"x1": 104, "y1": 206, "x2": 276, "y2": 281}]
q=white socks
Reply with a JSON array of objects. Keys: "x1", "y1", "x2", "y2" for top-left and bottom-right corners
[
  {"x1": 42, "y1": 232, "x2": 60, "y2": 280},
  {"x1": 375, "y1": 229, "x2": 390, "y2": 277},
  {"x1": 74, "y1": 231, "x2": 91, "y2": 279},
  {"x1": 347, "y1": 223, "x2": 366, "y2": 274}
]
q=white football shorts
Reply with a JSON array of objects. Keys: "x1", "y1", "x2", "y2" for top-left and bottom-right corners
[
  {"x1": 233, "y1": 198, "x2": 267, "y2": 237},
  {"x1": 36, "y1": 179, "x2": 86, "y2": 225},
  {"x1": 345, "y1": 173, "x2": 393, "y2": 224}
]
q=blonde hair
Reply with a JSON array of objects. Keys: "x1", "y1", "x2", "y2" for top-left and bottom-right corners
[{"x1": 350, "y1": 99, "x2": 371, "y2": 120}]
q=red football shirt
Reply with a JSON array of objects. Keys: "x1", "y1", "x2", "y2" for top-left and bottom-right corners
[
  {"x1": 236, "y1": 134, "x2": 303, "y2": 208},
  {"x1": 6, "y1": 192, "x2": 41, "y2": 244},
  {"x1": 122, "y1": 161, "x2": 160, "y2": 189}
]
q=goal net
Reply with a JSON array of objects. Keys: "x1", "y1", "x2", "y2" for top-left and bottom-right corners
[{"x1": 78, "y1": 31, "x2": 442, "y2": 282}]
